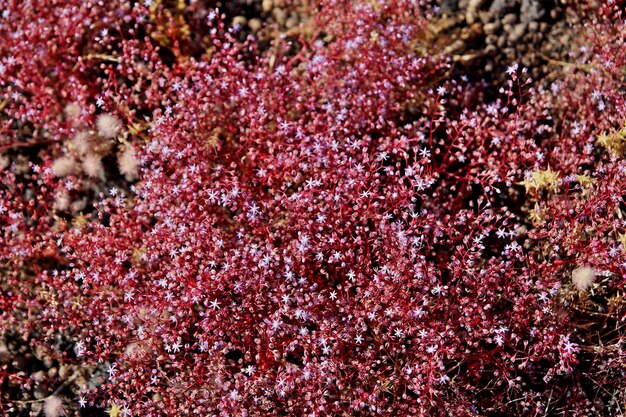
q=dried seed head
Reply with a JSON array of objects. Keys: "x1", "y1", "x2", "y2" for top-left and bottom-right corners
[
  {"x1": 72, "y1": 131, "x2": 92, "y2": 156},
  {"x1": 118, "y1": 145, "x2": 139, "y2": 181},
  {"x1": 82, "y1": 154, "x2": 104, "y2": 178},
  {"x1": 44, "y1": 396, "x2": 66, "y2": 417},
  {"x1": 97, "y1": 113, "x2": 121, "y2": 139},
  {"x1": 51, "y1": 157, "x2": 79, "y2": 177},
  {"x1": 54, "y1": 192, "x2": 71, "y2": 211},
  {"x1": 64, "y1": 102, "x2": 81, "y2": 122},
  {"x1": 572, "y1": 266, "x2": 595, "y2": 291}
]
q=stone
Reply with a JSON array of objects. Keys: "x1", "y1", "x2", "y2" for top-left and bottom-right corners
[
  {"x1": 508, "y1": 23, "x2": 527, "y2": 43},
  {"x1": 248, "y1": 18, "x2": 262, "y2": 32},
  {"x1": 261, "y1": 0, "x2": 273, "y2": 13},
  {"x1": 273, "y1": 8, "x2": 287, "y2": 26},
  {"x1": 232, "y1": 16, "x2": 247, "y2": 28},
  {"x1": 502, "y1": 13, "x2": 517, "y2": 25},
  {"x1": 484, "y1": 21, "x2": 501, "y2": 35},
  {"x1": 466, "y1": 0, "x2": 487, "y2": 24},
  {"x1": 520, "y1": 0, "x2": 544, "y2": 24},
  {"x1": 489, "y1": 0, "x2": 517, "y2": 17}
]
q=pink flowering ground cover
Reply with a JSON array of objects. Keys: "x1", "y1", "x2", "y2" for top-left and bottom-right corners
[{"x1": 1, "y1": 1, "x2": 626, "y2": 416}]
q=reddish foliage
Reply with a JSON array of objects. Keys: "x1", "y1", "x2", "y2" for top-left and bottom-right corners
[{"x1": 1, "y1": 1, "x2": 625, "y2": 416}]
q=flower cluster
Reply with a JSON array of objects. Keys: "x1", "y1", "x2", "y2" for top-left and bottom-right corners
[{"x1": 1, "y1": 0, "x2": 626, "y2": 416}]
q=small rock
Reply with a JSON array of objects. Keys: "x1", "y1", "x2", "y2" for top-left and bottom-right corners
[
  {"x1": 261, "y1": 0, "x2": 273, "y2": 13},
  {"x1": 59, "y1": 364, "x2": 71, "y2": 379},
  {"x1": 286, "y1": 16, "x2": 299, "y2": 29},
  {"x1": 444, "y1": 39, "x2": 466, "y2": 55},
  {"x1": 497, "y1": 35, "x2": 507, "y2": 48},
  {"x1": 485, "y1": 44, "x2": 497, "y2": 55},
  {"x1": 484, "y1": 21, "x2": 501, "y2": 35},
  {"x1": 508, "y1": 23, "x2": 527, "y2": 43},
  {"x1": 273, "y1": 8, "x2": 287, "y2": 26},
  {"x1": 520, "y1": 0, "x2": 544, "y2": 24},
  {"x1": 465, "y1": 0, "x2": 487, "y2": 24},
  {"x1": 232, "y1": 15, "x2": 247, "y2": 28},
  {"x1": 550, "y1": 8, "x2": 562, "y2": 20},
  {"x1": 32, "y1": 370, "x2": 45, "y2": 382},
  {"x1": 490, "y1": 0, "x2": 517, "y2": 16},
  {"x1": 30, "y1": 402, "x2": 42, "y2": 416},
  {"x1": 248, "y1": 18, "x2": 262, "y2": 32},
  {"x1": 478, "y1": 11, "x2": 492, "y2": 25},
  {"x1": 502, "y1": 13, "x2": 517, "y2": 25}
]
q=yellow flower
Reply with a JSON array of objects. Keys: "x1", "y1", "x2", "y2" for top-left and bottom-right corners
[
  {"x1": 108, "y1": 404, "x2": 121, "y2": 417},
  {"x1": 518, "y1": 167, "x2": 560, "y2": 193},
  {"x1": 528, "y1": 203, "x2": 545, "y2": 225},
  {"x1": 72, "y1": 213, "x2": 88, "y2": 229},
  {"x1": 597, "y1": 129, "x2": 625, "y2": 155}
]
